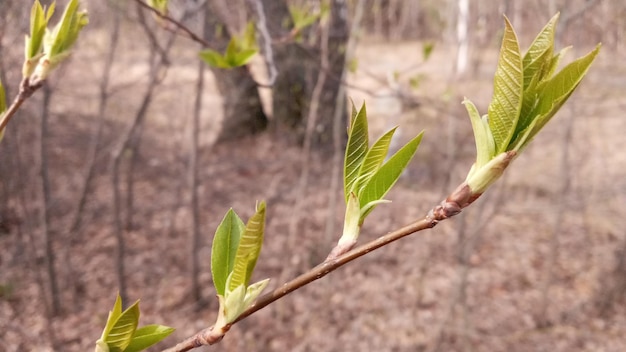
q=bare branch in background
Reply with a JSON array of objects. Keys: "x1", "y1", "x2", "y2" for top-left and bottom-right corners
[
  {"x1": 248, "y1": 0, "x2": 277, "y2": 86},
  {"x1": 189, "y1": 1, "x2": 207, "y2": 306},
  {"x1": 69, "y1": 2, "x2": 121, "y2": 235},
  {"x1": 38, "y1": 82, "x2": 60, "y2": 316}
]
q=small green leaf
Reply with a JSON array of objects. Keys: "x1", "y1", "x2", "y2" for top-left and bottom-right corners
[
  {"x1": 0, "y1": 77, "x2": 6, "y2": 114},
  {"x1": 230, "y1": 49, "x2": 258, "y2": 67},
  {"x1": 228, "y1": 202, "x2": 266, "y2": 292},
  {"x1": 422, "y1": 41, "x2": 435, "y2": 61},
  {"x1": 528, "y1": 44, "x2": 600, "y2": 139},
  {"x1": 354, "y1": 127, "x2": 397, "y2": 195},
  {"x1": 223, "y1": 284, "x2": 246, "y2": 324},
  {"x1": 545, "y1": 46, "x2": 571, "y2": 79},
  {"x1": 522, "y1": 13, "x2": 558, "y2": 88},
  {"x1": 147, "y1": 0, "x2": 168, "y2": 15},
  {"x1": 464, "y1": 99, "x2": 495, "y2": 168},
  {"x1": 344, "y1": 103, "x2": 369, "y2": 202},
  {"x1": 243, "y1": 278, "x2": 270, "y2": 308},
  {"x1": 359, "y1": 132, "x2": 423, "y2": 220},
  {"x1": 106, "y1": 301, "x2": 140, "y2": 351},
  {"x1": 199, "y1": 49, "x2": 230, "y2": 69},
  {"x1": 339, "y1": 192, "x2": 361, "y2": 246},
  {"x1": 100, "y1": 294, "x2": 124, "y2": 343},
  {"x1": 487, "y1": 16, "x2": 523, "y2": 153},
  {"x1": 46, "y1": 0, "x2": 80, "y2": 56},
  {"x1": 27, "y1": 0, "x2": 48, "y2": 60},
  {"x1": 212, "y1": 209, "x2": 245, "y2": 296},
  {"x1": 124, "y1": 325, "x2": 175, "y2": 352}
]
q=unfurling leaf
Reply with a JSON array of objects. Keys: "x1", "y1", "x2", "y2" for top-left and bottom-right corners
[
  {"x1": 228, "y1": 202, "x2": 266, "y2": 292},
  {"x1": 487, "y1": 16, "x2": 523, "y2": 154},
  {"x1": 464, "y1": 99, "x2": 494, "y2": 171},
  {"x1": 212, "y1": 209, "x2": 245, "y2": 296},
  {"x1": 358, "y1": 132, "x2": 423, "y2": 221},
  {"x1": 105, "y1": 301, "x2": 140, "y2": 351},
  {"x1": 344, "y1": 103, "x2": 369, "y2": 201},
  {"x1": 124, "y1": 325, "x2": 175, "y2": 352}
]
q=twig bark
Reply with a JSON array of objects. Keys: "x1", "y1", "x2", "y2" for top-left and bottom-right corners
[{"x1": 162, "y1": 215, "x2": 441, "y2": 352}]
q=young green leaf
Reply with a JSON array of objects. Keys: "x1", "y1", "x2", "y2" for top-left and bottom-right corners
[
  {"x1": 519, "y1": 44, "x2": 601, "y2": 147},
  {"x1": 228, "y1": 202, "x2": 266, "y2": 292},
  {"x1": 522, "y1": 13, "x2": 558, "y2": 88},
  {"x1": 354, "y1": 127, "x2": 397, "y2": 194},
  {"x1": 339, "y1": 192, "x2": 361, "y2": 247},
  {"x1": 422, "y1": 41, "x2": 435, "y2": 61},
  {"x1": 358, "y1": 132, "x2": 423, "y2": 220},
  {"x1": 222, "y1": 284, "x2": 246, "y2": 324},
  {"x1": 99, "y1": 294, "x2": 124, "y2": 344},
  {"x1": 242, "y1": 278, "x2": 270, "y2": 308},
  {"x1": 105, "y1": 301, "x2": 140, "y2": 351},
  {"x1": 26, "y1": 0, "x2": 48, "y2": 59},
  {"x1": 344, "y1": 103, "x2": 369, "y2": 202},
  {"x1": 124, "y1": 324, "x2": 175, "y2": 352},
  {"x1": 147, "y1": 0, "x2": 168, "y2": 16},
  {"x1": 0, "y1": 77, "x2": 6, "y2": 114},
  {"x1": 464, "y1": 99, "x2": 494, "y2": 169},
  {"x1": 545, "y1": 46, "x2": 571, "y2": 79},
  {"x1": 212, "y1": 209, "x2": 245, "y2": 296},
  {"x1": 199, "y1": 49, "x2": 230, "y2": 69},
  {"x1": 230, "y1": 49, "x2": 258, "y2": 67},
  {"x1": 487, "y1": 17, "x2": 523, "y2": 153},
  {"x1": 46, "y1": 0, "x2": 81, "y2": 56}
]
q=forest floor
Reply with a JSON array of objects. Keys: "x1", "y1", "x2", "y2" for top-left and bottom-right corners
[{"x1": 1, "y1": 31, "x2": 626, "y2": 352}]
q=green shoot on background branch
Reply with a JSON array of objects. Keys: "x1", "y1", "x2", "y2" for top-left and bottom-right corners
[
  {"x1": 431, "y1": 13, "x2": 600, "y2": 220},
  {"x1": 199, "y1": 22, "x2": 258, "y2": 69},
  {"x1": 95, "y1": 294, "x2": 174, "y2": 352}
]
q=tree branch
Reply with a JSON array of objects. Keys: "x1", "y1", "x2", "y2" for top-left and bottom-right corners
[{"x1": 162, "y1": 215, "x2": 440, "y2": 352}]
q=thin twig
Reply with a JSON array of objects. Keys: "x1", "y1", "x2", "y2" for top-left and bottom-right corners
[
  {"x1": 248, "y1": 0, "x2": 277, "y2": 86},
  {"x1": 0, "y1": 78, "x2": 43, "y2": 133},
  {"x1": 133, "y1": 0, "x2": 211, "y2": 47},
  {"x1": 69, "y1": 2, "x2": 121, "y2": 234},
  {"x1": 162, "y1": 216, "x2": 439, "y2": 352}
]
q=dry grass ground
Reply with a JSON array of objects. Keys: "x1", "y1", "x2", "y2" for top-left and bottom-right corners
[{"x1": 1, "y1": 22, "x2": 626, "y2": 352}]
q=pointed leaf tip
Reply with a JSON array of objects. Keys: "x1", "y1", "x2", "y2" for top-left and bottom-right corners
[{"x1": 488, "y1": 16, "x2": 523, "y2": 153}]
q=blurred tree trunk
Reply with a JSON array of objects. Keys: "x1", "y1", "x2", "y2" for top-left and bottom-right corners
[
  {"x1": 261, "y1": 0, "x2": 349, "y2": 149},
  {"x1": 204, "y1": 2, "x2": 268, "y2": 142}
]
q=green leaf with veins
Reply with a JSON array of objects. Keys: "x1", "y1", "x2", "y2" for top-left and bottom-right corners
[
  {"x1": 358, "y1": 132, "x2": 423, "y2": 221},
  {"x1": 124, "y1": 324, "x2": 175, "y2": 352},
  {"x1": 228, "y1": 202, "x2": 266, "y2": 291},
  {"x1": 343, "y1": 103, "x2": 369, "y2": 202},
  {"x1": 105, "y1": 300, "x2": 140, "y2": 351},
  {"x1": 464, "y1": 99, "x2": 494, "y2": 169},
  {"x1": 354, "y1": 127, "x2": 397, "y2": 195},
  {"x1": 212, "y1": 209, "x2": 245, "y2": 296},
  {"x1": 487, "y1": 17, "x2": 523, "y2": 153},
  {"x1": 522, "y1": 13, "x2": 558, "y2": 88}
]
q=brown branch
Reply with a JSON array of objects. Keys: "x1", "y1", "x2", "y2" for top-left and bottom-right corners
[
  {"x1": 162, "y1": 216, "x2": 440, "y2": 352},
  {"x1": 133, "y1": 0, "x2": 211, "y2": 47},
  {"x1": 0, "y1": 78, "x2": 43, "y2": 133}
]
